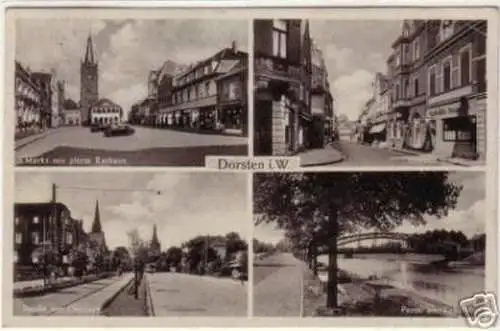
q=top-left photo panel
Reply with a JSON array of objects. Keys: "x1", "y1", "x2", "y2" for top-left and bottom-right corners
[{"x1": 11, "y1": 15, "x2": 249, "y2": 167}]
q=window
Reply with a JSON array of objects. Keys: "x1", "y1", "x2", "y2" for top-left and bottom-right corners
[
  {"x1": 429, "y1": 66, "x2": 437, "y2": 95},
  {"x1": 15, "y1": 232, "x2": 22, "y2": 244},
  {"x1": 404, "y1": 44, "x2": 410, "y2": 64},
  {"x1": 15, "y1": 217, "x2": 19, "y2": 226},
  {"x1": 442, "y1": 60, "x2": 452, "y2": 92},
  {"x1": 403, "y1": 79, "x2": 409, "y2": 99},
  {"x1": 460, "y1": 47, "x2": 471, "y2": 86},
  {"x1": 414, "y1": 78, "x2": 419, "y2": 96},
  {"x1": 475, "y1": 58, "x2": 486, "y2": 92},
  {"x1": 205, "y1": 82, "x2": 210, "y2": 96},
  {"x1": 272, "y1": 20, "x2": 288, "y2": 59},
  {"x1": 443, "y1": 116, "x2": 476, "y2": 142},
  {"x1": 33, "y1": 216, "x2": 39, "y2": 224},
  {"x1": 31, "y1": 232, "x2": 40, "y2": 245},
  {"x1": 395, "y1": 51, "x2": 401, "y2": 67},
  {"x1": 67, "y1": 233, "x2": 73, "y2": 245},
  {"x1": 414, "y1": 39, "x2": 420, "y2": 60}
]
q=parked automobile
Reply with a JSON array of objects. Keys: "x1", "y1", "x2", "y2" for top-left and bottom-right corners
[
  {"x1": 90, "y1": 123, "x2": 109, "y2": 132},
  {"x1": 220, "y1": 250, "x2": 248, "y2": 280},
  {"x1": 104, "y1": 124, "x2": 135, "y2": 137}
]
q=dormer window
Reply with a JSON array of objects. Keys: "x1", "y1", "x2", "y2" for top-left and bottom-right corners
[{"x1": 440, "y1": 20, "x2": 454, "y2": 42}]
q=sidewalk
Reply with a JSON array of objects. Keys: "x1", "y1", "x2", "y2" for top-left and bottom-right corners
[
  {"x1": 390, "y1": 146, "x2": 483, "y2": 167},
  {"x1": 15, "y1": 128, "x2": 58, "y2": 151},
  {"x1": 299, "y1": 145, "x2": 344, "y2": 167},
  {"x1": 50, "y1": 273, "x2": 135, "y2": 316},
  {"x1": 14, "y1": 277, "x2": 73, "y2": 291}
]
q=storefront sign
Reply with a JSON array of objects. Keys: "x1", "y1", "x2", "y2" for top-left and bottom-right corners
[{"x1": 428, "y1": 102, "x2": 460, "y2": 118}]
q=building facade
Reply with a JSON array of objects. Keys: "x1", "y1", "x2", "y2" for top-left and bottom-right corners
[
  {"x1": 14, "y1": 202, "x2": 86, "y2": 268},
  {"x1": 30, "y1": 72, "x2": 53, "y2": 130},
  {"x1": 62, "y1": 109, "x2": 82, "y2": 126},
  {"x1": 254, "y1": 19, "x2": 312, "y2": 156},
  {"x1": 89, "y1": 98, "x2": 123, "y2": 126},
  {"x1": 15, "y1": 62, "x2": 43, "y2": 134},
  {"x1": 80, "y1": 34, "x2": 99, "y2": 126},
  {"x1": 386, "y1": 20, "x2": 487, "y2": 161},
  {"x1": 155, "y1": 42, "x2": 247, "y2": 133}
]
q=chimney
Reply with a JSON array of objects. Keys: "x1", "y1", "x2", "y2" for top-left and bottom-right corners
[{"x1": 231, "y1": 40, "x2": 237, "y2": 53}]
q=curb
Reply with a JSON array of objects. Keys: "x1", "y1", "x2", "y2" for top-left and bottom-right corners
[
  {"x1": 437, "y1": 158, "x2": 473, "y2": 168},
  {"x1": 15, "y1": 130, "x2": 56, "y2": 151},
  {"x1": 389, "y1": 147, "x2": 422, "y2": 156},
  {"x1": 99, "y1": 275, "x2": 136, "y2": 313},
  {"x1": 144, "y1": 274, "x2": 155, "y2": 316},
  {"x1": 301, "y1": 156, "x2": 344, "y2": 168}
]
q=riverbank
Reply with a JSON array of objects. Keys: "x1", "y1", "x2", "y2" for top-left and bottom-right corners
[{"x1": 302, "y1": 267, "x2": 458, "y2": 317}]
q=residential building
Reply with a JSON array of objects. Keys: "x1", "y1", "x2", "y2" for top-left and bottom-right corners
[
  {"x1": 254, "y1": 19, "x2": 312, "y2": 156},
  {"x1": 386, "y1": 20, "x2": 487, "y2": 161},
  {"x1": 80, "y1": 34, "x2": 99, "y2": 126},
  {"x1": 61, "y1": 99, "x2": 81, "y2": 126},
  {"x1": 365, "y1": 73, "x2": 391, "y2": 143},
  {"x1": 215, "y1": 57, "x2": 248, "y2": 136},
  {"x1": 15, "y1": 61, "x2": 42, "y2": 134},
  {"x1": 14, "y1": 202, "x2": 86, "y2": 267},
  {"x1": 89, "y1": 98, "x2": 123, "y2": 126},
  {"x1": 30, "y1": 72, "x2": 53, "y2": 130},
  {"x1": 155, "y1": 60, "x2": 179, "y2": 127},
  {"x1": 157, "y1": 42, "x2": 247, "y2": 133}
]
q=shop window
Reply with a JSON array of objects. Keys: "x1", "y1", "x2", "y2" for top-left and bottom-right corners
[
  {"x1": 15, "y1": 217, "x2": 19, "y2": 226},
  {"x1": 460, "y1": 47, "x2": 471, "y2": 86},
  {"x1": 443, "y1": 116, "x2": 476, "y2": 142},
  {"x1": 272, "y1": 20, "x2": 288, "y2": 59},
  {"x1": 15, "y1": 232, "x2": 22, "y2": 244}
]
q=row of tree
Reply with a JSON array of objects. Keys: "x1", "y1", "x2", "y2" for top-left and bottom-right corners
[{"x1": 254, "y1": 172, "x2": 463, "y2": 309}]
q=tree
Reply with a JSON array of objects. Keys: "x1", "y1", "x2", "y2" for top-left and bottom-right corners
[
  {"x1": 225, "y1": 232, "x2": 247, "y2": 258},
  {"x1": 254, "y1": 172, "x2": 462, "y2": 309},
  {"x1": 183, "y1": 236, "x2": 220, "y2": 274},
  {"x1": 127, "y1": 229, "x2": 150, "y2": 264},
  {"x1": 165, "y1": 246, "x2": 183, "y2": 269}
]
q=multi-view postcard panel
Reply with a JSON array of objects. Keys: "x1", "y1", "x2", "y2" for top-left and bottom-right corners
[
  {"x1": 253, "y1": 19, "x2": 487, "y2": 168},
  {"x1": 14, "y1": 19, "x2": 250, "y2": 167},
  {"x1": 13, "y1": 172, "x2": 249, "y2": 317},
  {"x1": 253, "y1": 171, "x2": 487, "y2": 318}
]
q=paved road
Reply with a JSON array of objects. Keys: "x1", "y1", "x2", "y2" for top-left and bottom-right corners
[
  {"x1": 253, "y1": 253, "x2": 305, "y2": 317},
  {"x1": 331, "y1": 139, "x2": 444, "y2": 166},
  {"x1": 13, "y1": 274, "x2": 131, "y2": 316},
  {"x1": 147, "y1": 272, "x2": 247, "y2": 317},
  {"x1": 15, "y1": 126, "x2": 248, "y2": 167}
]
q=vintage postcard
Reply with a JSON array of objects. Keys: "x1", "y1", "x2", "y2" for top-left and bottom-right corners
[
  {"x1": 2, "y1": 5, "x2": 499, "y2": 330},
  {"x1": 11, "y1": 15, "x2": 249, "y2": 167}
]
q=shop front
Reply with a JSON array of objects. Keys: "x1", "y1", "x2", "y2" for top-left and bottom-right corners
[
  {"x1": 387, "y1": 110, "x2": 409, "y2": 149},
  {"x1": 368, "y1": 122, "x2": 387, "y2": 144},
  {"x1": 219, "y1": 105, "x2": 244, "y2": 135},
  {"x1": 427, "y1": 96, "x2": 485, "y2": 160}
]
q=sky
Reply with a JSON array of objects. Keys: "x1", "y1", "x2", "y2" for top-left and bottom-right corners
[
  {"x1": 254, "y1": 172, "x2": 487, "y2": 245},
  {"x1": 15, "y1": 172, "x2": 249, "y2": 250},
  {"x1": 15, "y1": 19, "x2": 248, "y2": 117},
  {"x1": 309, "y1": 20, "x2": 402, "y2": 121}
]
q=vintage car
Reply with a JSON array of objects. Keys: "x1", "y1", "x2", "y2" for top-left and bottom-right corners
[
  {"x1": 220, "y1": 250, "x2": 248, "y2": 280},
  {"x1": 104, "y1": 124, "x2": 135, "y2": 137}
]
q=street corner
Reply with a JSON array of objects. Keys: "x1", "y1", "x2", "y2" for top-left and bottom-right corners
[{"x1": 299, "y1": 146, "x2": 345, "y2": 167}]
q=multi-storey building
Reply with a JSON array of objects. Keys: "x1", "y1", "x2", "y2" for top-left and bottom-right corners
[
  {"x1": 365, "y1": 73, "x2": 391, "y2": 143},
  {"x1": 156, "y1": 42, "x2": 246, "y2": 133},
  {"x1": 15, "y1": 62, "x2": 42, "y2": 134},
  {"x1": 61, "y1": 98, "x2": 81, "y2": 126},
  {"x1": 254, "y1": 19, "x2": 312, "y2": 156},
  {"x1": 89, "y1": 98, "x2": 123, "y2": 126},
  {"x1": 155, "y1": 60, "x2": 179, "y2": 127},
  {"x1": 49, "y1": 69, "x2": 60, "y2": 128},
  {"x1": 386, "y1": 20, "x2": 487, "y2": 161},
  {"x1": 30, "y1": 72, "x2": 53, "y2": 130},
  {"x1": 14, "y1": 202, "x2": 86, "y2": 268},
  {"x1": 215, "y1": 57, "x2": 248, "y2": 136}
]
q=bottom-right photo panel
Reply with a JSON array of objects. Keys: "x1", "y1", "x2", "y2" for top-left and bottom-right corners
[{"x1": 252, "y1": 171, "x2": 486, "y2": 318}]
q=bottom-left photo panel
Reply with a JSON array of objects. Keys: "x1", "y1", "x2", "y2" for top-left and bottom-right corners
[{"x1": 12, "y1": 171, "x2": 249, "y2": 317}]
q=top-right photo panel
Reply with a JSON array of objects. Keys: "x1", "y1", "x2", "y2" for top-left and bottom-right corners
[{"x1": 253, "y1": 20, "x2": 488, "y2": 168}]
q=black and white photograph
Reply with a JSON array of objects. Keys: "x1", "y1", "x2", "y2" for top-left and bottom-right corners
[
  {"x1": 14, "y1": 18, "x2": 249, "y2": 167},
  {"x1": 253, "y1": 171, "x2": 486, "y2": 317},
  {"x1": 13, "y1": 172, "x2": 249, "y2": 317},
  {"x1": 253, "y1": 20, "x2": 487, "y2": 167}
]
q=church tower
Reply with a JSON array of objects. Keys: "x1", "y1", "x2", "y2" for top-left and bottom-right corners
[
  {"x1": 80, "y1": 34, "x2": 99, "y2": 126},
  {"x1": 150, "y1": 224, "x2": 161, "y2": 255},
  {"x1": 89, "y1": 199, "x2": 107, "y2": 252}
]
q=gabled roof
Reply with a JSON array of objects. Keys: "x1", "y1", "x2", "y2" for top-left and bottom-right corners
[{"x1": 215, "y1": 59, "x2": 239, "y2": 74}]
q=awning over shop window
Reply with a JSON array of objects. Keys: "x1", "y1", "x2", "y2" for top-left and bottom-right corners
[{"x1": 369, "y1": 123, "x2": 387, "y2": 134}]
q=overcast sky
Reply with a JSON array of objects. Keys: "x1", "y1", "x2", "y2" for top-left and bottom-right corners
[
  {"x1": 254, "y1": 172, "x2": 487, "y2": 245},
  {"x1": 309, "y1": 20, "x2": 401, "y2": 121},
  {"x1": 15, "y1": 19, "x2": 248, "y2": 117},
  {"x1": 15, "y1": 172, "x2": 249, "y2": 250}
]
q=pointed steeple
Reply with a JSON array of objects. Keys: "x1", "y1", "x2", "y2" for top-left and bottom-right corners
[
  {"x1": 151, "y1": 224, "x2": 159, "y2": 245},
  {"x1": 84, "y1": 33, "x2": 96, "y2": 64},
  {"x1": 91, "y1": 200, "x2": 102, "y2": 233}
]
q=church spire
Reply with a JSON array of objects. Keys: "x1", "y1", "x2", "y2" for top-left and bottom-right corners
[
  {"x1": 152, "y1": 224, "x2": 159, "y2": 245},
  {"x1": 91, "y1": 199, "x2": 102, "y2": 233},
  {"x1": 84, "y1": 33, "x2": 96, "y2": 64}
]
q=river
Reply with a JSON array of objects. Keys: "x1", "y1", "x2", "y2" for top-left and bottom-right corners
[{"x1": 318, "y1": 253, "x2": 485, "y2": 312}]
